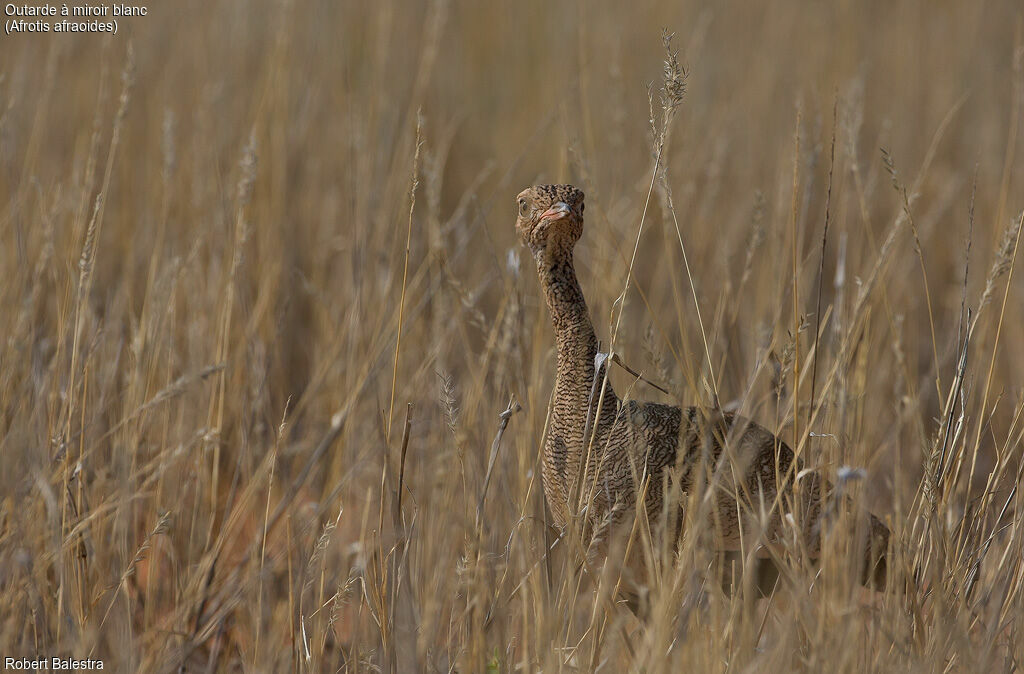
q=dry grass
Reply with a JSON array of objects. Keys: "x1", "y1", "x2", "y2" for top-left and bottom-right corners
[{"x1": 2, "y1": 1, "x2": 1024, "y2": 671}]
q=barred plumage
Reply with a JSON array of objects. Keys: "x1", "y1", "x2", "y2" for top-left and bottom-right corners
[{"x1": 515, "y1": 183, "x2": 889, "y2": 588}]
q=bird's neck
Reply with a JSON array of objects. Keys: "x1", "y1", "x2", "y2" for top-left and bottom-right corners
[
  {"x1": 535, "y1": 246, "x2": 618, "y2": 525},
  {"x1": 536, "y1": 248, "x2": 597, "y2": 346}
]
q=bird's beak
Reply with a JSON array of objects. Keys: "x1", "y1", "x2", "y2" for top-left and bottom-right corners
[{"x1": 538, "y1": 202, "x2": 571, "y2": 223}]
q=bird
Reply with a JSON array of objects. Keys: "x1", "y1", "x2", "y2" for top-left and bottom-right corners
[{"x1": 514, "y1": 183, "x2": 890, "y2": 597}]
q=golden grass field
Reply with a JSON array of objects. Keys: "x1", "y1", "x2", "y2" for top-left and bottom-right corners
[{"x1": 2, "y1": 0, "x2": 1024, "y2": 671}]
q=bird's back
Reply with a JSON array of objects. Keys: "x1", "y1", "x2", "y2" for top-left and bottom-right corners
[{"x1": 572, "y1": 400, "x2": 885, "y2": 568}]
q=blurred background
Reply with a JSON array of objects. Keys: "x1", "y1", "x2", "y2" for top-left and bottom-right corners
[{"x1": 1, "y1": 0, "x2": 1022, "y2": 671}]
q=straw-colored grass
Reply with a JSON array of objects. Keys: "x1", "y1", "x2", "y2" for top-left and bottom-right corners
[{"x1": 1, "y1": 2, "x2": 1023, "y2": 671}]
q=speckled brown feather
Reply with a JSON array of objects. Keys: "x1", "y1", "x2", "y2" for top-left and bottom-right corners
[{"x1": 516, "y1": 183, "x2": 889, "y2": 583}]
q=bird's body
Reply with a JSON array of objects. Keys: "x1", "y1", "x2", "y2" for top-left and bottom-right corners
[{"x1": 516, "y1": 183, "x2": 888, "y2": 583}]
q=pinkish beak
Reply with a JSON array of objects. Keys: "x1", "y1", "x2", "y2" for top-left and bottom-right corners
[{"x1": 538, "y1": 202, "x2": 571, "y2": 223}]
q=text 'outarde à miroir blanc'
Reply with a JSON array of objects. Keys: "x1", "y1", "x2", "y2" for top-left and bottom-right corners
[{"x1": 4, "y1": 3, "x2": 146, "y2": 34}]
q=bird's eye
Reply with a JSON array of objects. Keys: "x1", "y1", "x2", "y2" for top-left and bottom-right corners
[{"x1": 518, "y1": 199, "x2": 529, "y2": 217}]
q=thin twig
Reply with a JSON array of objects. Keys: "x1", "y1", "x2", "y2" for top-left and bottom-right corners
[
  {"x1": 397, "y1": 403, "x2": 413, "y2": 517},
  {"x1": 386, "y1": 112, "x2": 424, "y2": 442},
  {"x1": 809, "y1": 97, "x2": 837, "y2": 428},
  {"x1": 476, "y1": 396, "x2": 521, "y2": 530}
]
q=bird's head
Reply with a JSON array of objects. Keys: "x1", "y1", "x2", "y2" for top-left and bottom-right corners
[{"x1": 515, "y1": 184, "x2": 585, "y2": 256}]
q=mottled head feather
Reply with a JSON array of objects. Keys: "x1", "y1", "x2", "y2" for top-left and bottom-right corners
[{"x1": 515, "y1": 184, "x2": 585, "y2": 255}]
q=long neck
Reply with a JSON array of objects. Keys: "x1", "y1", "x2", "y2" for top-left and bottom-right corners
[
  {"x1": 536, "y1": 246, "x2": 618, "y2": 525},
  {"x1": 537, "y1": 249, "x2": 597, "y2": 344}
]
